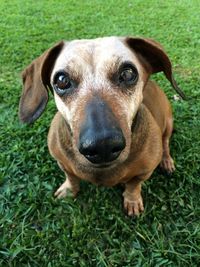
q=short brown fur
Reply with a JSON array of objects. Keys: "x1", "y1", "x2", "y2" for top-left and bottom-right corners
[{"x1": 19, "y1": 37, "x2": 185, "y2": 216}]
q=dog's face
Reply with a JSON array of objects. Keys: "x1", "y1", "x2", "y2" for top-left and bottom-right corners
[
  {"x1": 50, "y1": 37, "x2": 147, "y2": 167},
  {"x1": 19, "y1": 36, "x2": 185, "y2": 170}
]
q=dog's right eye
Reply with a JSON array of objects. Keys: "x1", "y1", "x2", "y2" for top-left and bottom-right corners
[{"x1": 53, "y1": 72, "x2": 72, "y2": 96}]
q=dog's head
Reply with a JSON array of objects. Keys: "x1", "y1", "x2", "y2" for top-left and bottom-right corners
[{"x1": 19, "y1": 37, "x2": 185, "y2": 168}]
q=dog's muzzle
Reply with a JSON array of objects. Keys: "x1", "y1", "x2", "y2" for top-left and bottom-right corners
[{"x1": 78, "y1": 98, "x2": 126, "y2": 164}]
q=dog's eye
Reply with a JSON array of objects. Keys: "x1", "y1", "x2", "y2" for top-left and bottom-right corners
[
  {"x1": 119, "y1": 65, "x2": 138, "y2": 85},
  {"x1": 54, "y1": 72, "x2": 72, "y2": 95}
]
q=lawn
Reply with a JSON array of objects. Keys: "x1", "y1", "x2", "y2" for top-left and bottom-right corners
[{"x1": 0, "y1": 0, "x2": 200, "y2": 266}]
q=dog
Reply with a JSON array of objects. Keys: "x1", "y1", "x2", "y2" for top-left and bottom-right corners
[{"x1": 19, "y1": 37, "x2": 185, "y2": 216}]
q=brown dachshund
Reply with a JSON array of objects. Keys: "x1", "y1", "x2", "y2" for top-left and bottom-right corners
[{"x1": 19, "y1": 37, "x2": 185, "y2": 216}]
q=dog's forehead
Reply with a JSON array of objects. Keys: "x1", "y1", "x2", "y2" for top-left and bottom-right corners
[
  {"x1": 67, "y1": 37, "x2": 132, "y2": 58},
  {"x1": 52, "y1": 37, "x2": 138, "y2": 72}
]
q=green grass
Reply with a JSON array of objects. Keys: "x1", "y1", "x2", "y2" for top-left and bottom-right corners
[{"x1": 0, "y1": 0, "x2": 200, "y2": 266}]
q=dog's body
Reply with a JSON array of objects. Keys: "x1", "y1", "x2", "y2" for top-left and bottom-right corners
[{"x1": 19, "y1": 37, "x2": 185, "y2": 216}]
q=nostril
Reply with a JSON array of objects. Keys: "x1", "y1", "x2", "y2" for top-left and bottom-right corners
[
  {"x1": 85, "y1": 149, "x2": 98, "y2": 157},
  {"x1": 79, "y1": 142, "x2": 99, "y2": 158},
  {"x1": 79, "y1": 144, "x2": 102, "y2": 164}
]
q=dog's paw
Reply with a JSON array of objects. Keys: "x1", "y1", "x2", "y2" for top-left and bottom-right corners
[
  {"x1": 160, "y1": 155, "x2": 175, "y2": 174},
  {"x1": 54, "y1": 179, "x2": 77, "y2": 199},
  {"x1": 54, "y1": 183, "x2": 69, "y2": 199},
  {"x1": 123, "y1": 195, "x2": 144, "y2": 216}
]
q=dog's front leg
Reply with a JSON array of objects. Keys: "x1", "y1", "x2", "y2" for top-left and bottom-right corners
[
  {"x1": 55, "y1": 167, "x2": 80, "y2": 199},
  {"x1": 123, "y1": 172, "x2": 153, "y2": 216}
]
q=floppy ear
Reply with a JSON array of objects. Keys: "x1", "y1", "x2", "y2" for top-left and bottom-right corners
[
  {"x1": 125, "y1": 37, "x2": 186, "y2": 99},
  {"x1": 19, "y1": 41, "x2": 64, "y2": 123}
]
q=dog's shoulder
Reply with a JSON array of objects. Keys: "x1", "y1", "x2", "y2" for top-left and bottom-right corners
[{"x1": 48, "y1": 112, "x2": 72, "y2": 155}]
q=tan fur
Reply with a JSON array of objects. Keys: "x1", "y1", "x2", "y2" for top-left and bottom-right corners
[{"x1": 19, "y1": 37, "x2": 185, "y2": 216}]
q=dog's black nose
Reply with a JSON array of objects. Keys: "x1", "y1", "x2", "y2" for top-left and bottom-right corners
[
  {"x1": 79, "y1": 129, "x2": 126, "y2": 164},
  {"x1": 78, "y1": 98, "x2": 126, "y2": 164}
]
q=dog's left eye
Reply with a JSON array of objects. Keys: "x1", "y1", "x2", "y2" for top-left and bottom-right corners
[
  {"x1": 119, "y1": 65, "x2": 138, "y2": 85},
  {"x1": 53, "y1": 72, "x2": 72, "y2": 95}
]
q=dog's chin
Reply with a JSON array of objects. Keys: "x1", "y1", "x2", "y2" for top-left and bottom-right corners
[{"x1": 72, "y1": 148, "x2": 131, "y2": 186}]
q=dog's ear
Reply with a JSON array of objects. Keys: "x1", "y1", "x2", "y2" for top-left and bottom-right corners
[
  {"x1": 19, "y1": 41, "x2": 64, "y2": 123},
  {"x1": 125, "y1": 37, "x2": 186, "y2": 99}
]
